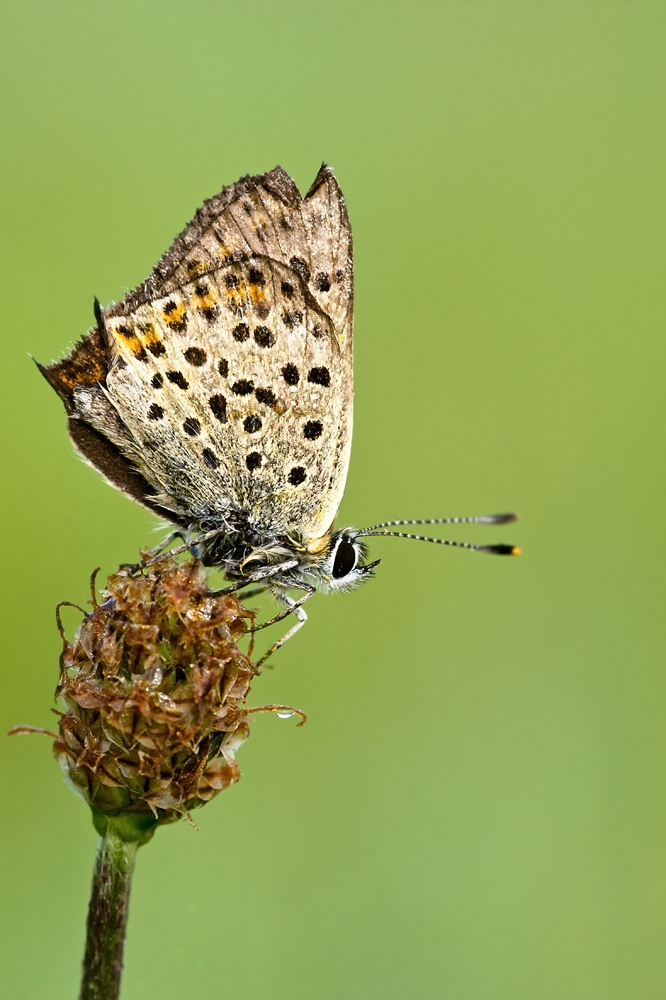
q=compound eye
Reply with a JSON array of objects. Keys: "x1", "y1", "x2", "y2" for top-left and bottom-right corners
[{"x1": 332, "y1": 538, "x2": 357, "y2": 579}]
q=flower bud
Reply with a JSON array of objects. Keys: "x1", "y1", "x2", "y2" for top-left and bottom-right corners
[{"x1": 53, "y1": 555, "x2": 256, "y2": 839}]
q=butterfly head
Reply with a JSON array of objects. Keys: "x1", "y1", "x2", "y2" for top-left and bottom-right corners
[
  {"x1": 304, "y1": 528, "x2": 380, "y2": 593},
  {"x1": 277, "y1": 527, "x2": 378, "y2": 594},
  {"x1": 293, "y1": 512, "x2": 521, "y2": 593}
]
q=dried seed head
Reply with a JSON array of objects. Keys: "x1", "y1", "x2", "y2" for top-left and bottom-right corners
[{"x1": 53, "y1": 555, "x2": 256, "y2": 835}]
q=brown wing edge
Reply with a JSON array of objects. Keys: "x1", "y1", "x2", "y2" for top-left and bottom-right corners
[
  {"x1": 304, "y1": 162, "x2": 336, "y2": 200},
  {"x1": 67, "y1": 418, "x2": 189, "y2": 526},
  {"x1": 37, "y1": 332, "x2": 187, "y2": 527},
  {"x1": 36, "y1": 327, "x2": 108, "y2": 414}
]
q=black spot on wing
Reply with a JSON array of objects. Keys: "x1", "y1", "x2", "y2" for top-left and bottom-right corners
[
  {"x1": 308, "y1": 366, "x2": 330, "y2": 387},
  {"x1": 183, "y1": 347, "x2": 206, "y2": 366},
  {"x1": 167, "y1": 371, "x2": 189, "y2": 389},
  {"x1": 209, "y1": 394, "x2": 228, "y2": 422},
  {"x1": 233, "y1": 323, "x2": 249, "y2": 342},
  {"x1": 281, "y1": 363, "x2": 299, "y2": 385},
  {"x1": 255, "y1": 387, "x2": 276, "y2": 407},
  {"x1": 282, "y1": 311, "x2": 303, "y2": 329},
  {"x1": 203, "y1": 448, "x2": 220, "y2": 469},
  {"x1": 243, "y1": 415, "x2": 262, "y2": 434},
  {"x1": 183, "y1": 417, "x2": 200, "y2": 436},
  {"x1": 303, "y1": 420, "x2": 323, "y2": 440},
  {"x1": 288, "y1": 466, "x2": 306, "y2": 486},
  {"x1": 289, "y1": 257, "x2": 311, "y2": 283},
  {"x1": 254, "y1": 326, "x2": 275, "y2": 347},
  {"x1": 232, "y1": 379, "x2": 254, "y2": 396}
]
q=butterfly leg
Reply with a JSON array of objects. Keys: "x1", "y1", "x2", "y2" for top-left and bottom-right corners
[
  {"x1": 232, "y1": 585, "x2": 268, "y2": 601},
  {"x1": 146, "y1": 529, "x2": 187, "y2": 559},
  {"x1": 122, "y1": 531, "x2": 191, "y2": 574},
  {"x1": 254, "y1": 592, "x2": 313, "y2": 670},
  {"x1": 213, "y1": 560, "x2": 299, "y2": 596},
  {"x1": 136, "y1": 528, "x2": 230, "y2": 570},
  {"x1": 250, "y1": 584, "x2": 315, "y2": 632}
]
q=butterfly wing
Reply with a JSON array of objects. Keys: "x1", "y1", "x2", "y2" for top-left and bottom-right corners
[{"x1": 42, "y1": 166, "x2": 354, "y2": 543}]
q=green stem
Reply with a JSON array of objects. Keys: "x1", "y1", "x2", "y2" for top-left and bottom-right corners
[{"x1": 79, "y1": 822, "x2": 138, "y2": 1000}]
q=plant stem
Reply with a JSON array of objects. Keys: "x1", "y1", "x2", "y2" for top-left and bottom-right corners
[{"x1": 79, "y1": 822, "x2": 138, "y2": 1000}]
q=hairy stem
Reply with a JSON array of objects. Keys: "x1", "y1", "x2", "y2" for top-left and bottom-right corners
[{"x1": 79, "y1": 822, "x2": 138, "y2": 1000}]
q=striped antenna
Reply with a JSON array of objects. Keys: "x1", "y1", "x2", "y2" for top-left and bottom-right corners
[
  {"x1": 355, "y1": 532, "x2": 519, "y2": 555},
  {"x1": 354, "y1": 514, "x2": 521, "y2": 556},
  {"x1": 355, "y1": 513, "x2": 517, "y2": 535}
]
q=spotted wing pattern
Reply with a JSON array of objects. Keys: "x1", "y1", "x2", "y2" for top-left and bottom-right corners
[{"x1": 45, "y1": 166, "x2": 354, "y2": 544}]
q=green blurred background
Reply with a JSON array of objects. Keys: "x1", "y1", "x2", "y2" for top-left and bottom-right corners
[{"x1": 2, "y1": 1, "x2": 665, "y2": 997}]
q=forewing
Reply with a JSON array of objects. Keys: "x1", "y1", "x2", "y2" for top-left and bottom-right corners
[{"x1": 102, "y1": 166, "x2": 353, "y2": 540}]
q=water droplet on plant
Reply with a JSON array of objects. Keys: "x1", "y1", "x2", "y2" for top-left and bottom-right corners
[{"x1": 276, "y1": 710, "x2": 295, "y2": 719}]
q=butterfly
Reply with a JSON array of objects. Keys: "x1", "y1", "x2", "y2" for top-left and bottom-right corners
[{"x1": 40, "y1": 165, "x2": 518, "y2": 663}]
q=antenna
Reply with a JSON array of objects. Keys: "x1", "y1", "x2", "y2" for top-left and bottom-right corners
[{"x1": 354, "y1": 514, "x2": 521, "y2": 556}]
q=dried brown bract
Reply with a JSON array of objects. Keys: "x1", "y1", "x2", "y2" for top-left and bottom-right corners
[{"x1": 53, "y1": 555, "x2": 256, "y2": 833}]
